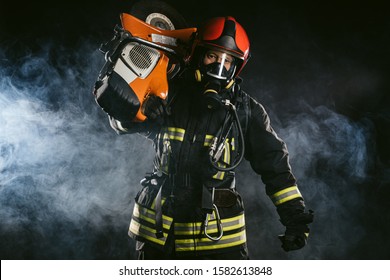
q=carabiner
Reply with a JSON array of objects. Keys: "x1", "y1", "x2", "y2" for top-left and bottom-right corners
[{"x1": 204, "y1": 204, "x2": 224, "y2": 241}]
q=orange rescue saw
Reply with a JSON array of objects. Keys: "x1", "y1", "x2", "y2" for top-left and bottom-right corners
[{"x1": 94, "y1": 13, "x2": 196, "y2": 122}]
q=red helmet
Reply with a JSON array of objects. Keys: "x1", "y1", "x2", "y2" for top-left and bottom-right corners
[{"x1": 191, "y1": 16, "x2": 250, "y2": 81}]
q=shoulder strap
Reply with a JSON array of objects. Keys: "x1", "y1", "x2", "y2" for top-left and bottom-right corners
[{"x1": 232, "y1": 83, "x2": 251, "y2": 137}]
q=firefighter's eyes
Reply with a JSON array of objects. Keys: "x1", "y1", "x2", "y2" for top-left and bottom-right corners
[
  {"x1": 206, "y1": 53, "x2": 233, "y2": 64},
  {"x1": 207, "y1": 53, "x2": 218, "y2": 60}
]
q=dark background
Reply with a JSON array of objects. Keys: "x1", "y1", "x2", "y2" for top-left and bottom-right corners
[{"x1": 0, "y1": 0, "x2": 389, "y2": 260}]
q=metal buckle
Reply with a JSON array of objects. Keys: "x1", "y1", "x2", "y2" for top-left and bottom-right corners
[{"x1": 204, "y1": 188, "x2": 223, "y2": 241}]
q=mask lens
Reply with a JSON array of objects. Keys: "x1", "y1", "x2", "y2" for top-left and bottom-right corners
[
  {"x1": 206, "y1": 63, "x2": 229, "y2": 80},
  {"x1": 203, "y1": 50, "x2": 235, "y2": 80}
]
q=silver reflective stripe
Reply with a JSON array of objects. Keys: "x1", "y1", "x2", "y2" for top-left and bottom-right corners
[
  {"x1": 174, "y1": 213, "x2": 245, "y2": 235},
  {"x1": 129, "y1": 203, "x2": 173, "y2": 246},
  {"x1": 270, "y1": 186, "x2": 302, "y2": 206},
  {"x1": 174, "y1": 213, "x2": 246, "y2": 251},
  {"x1": 175, "y1": 229, "x2": 247, "y2": 251},
  {"x1": 132, "y1": 203, "x2": 172, "y2": 229},
  {"x1": 129, "y1": 219, "x2": 166, "y2": 245},
  {"x1": 204, "y1": 134, "x2": 214, "y2": 147},
  {"x1": 167, "y1": 127, "x2": 185, "y2": 141}
]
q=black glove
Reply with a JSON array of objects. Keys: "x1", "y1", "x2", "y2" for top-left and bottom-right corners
[
  {"x1": 141, "y1": 95, "x2": 169, "y2": 120},
  {"x1": 93, "y1": 72, "x2": 140, "y2": 122},
  {"x1": 277, "y1": 199, "x2": 314, "y2": 252}
]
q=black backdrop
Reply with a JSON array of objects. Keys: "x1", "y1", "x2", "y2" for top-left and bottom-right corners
[{"x1": 1, "y1": 0, "x2": 389, "y2": 260}]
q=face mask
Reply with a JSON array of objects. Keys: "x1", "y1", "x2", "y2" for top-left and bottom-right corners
[
  {"x1": 200, "y1": 62, "x2": 235, "y2": 109},
  {"x1": 204, "y1": 59, "x2": 232, "y2": 80},
  {"x1": 202, "y1": 82, "x2": 224, "y2": 109}
]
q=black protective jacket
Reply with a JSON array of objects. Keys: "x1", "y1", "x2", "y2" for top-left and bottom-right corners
[{"x1": 109, "y1": 74, "x2": 303, "y2": 257}]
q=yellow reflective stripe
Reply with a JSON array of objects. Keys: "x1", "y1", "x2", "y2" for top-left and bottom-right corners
[
  {"x1": 167, "y1": 127, "x2": 185, "y2": 141},
  {"x1": 176, "y1": 230, "x2": 245, "y2": 245},
  {"x1": 270, "y1": 186, "x2": 303, "y2": 206},
  {"x1": 212, "y1": 162, "x2": 225, "y2": 180},
  {"x1": 174, "y1": 214, "x2": 245, "y2": 235},
  {"x1": 175, "y1": 230, "x2": 247, "y2": 251},
  {"x1": 150, "y1": 197, "x2": 166, "y2": 210},
  {"x1": 214, "y1": 162, "x2": 227, "y2": 179},
  {"x1": 210, "y1": 139, "x2": 232, "y2": 180},
  {"x1": 231, "y1": 137, "x2": 235, "y2": 151},
  {"x1": 129, "y1": 219, "x2": 166, "y2": 245},
  {"x1": 132, "y1": 203, "x2": 173, "y2": 229},
  {"x1": 204, "y1": 134, "x2": 214, "y2": 147}
]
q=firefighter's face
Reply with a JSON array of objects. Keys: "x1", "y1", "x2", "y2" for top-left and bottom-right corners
[{"x1": 203, "y1": 50, "x2": 234, "y2": 71}]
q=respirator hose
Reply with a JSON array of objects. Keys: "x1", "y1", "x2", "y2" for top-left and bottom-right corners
[{"x1": 209, "y1": 100, "x2": 245, "y2": 171}]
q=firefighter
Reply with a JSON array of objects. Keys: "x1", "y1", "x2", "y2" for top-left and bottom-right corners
[{"x1": 97, "y1": 16, "x2": 313, "y2": 259}]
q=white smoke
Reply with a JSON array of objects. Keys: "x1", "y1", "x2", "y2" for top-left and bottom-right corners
[
  {"x1": 237, "y1": 101, "x2": 375, "y2": 259},
  {"x1": 0, "y1": 40, "x2": 155, "y2": 259}
]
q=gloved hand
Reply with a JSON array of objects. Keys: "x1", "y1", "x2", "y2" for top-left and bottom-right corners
[
  {"x1": 277, "y1": 199, "x2": 314, "y2": 252},
  {"x1": 93, "y1": 72, "x2": 140, "y2": 122},
  {"x1": 141, "y1": 95, "x2": 169, "y2": 120}
]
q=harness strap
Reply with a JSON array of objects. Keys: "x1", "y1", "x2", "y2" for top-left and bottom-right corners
[
  {"x1": 232, "y1": 84, "x2": 250, "y2": 138},
  {"x1": 154, "y1": 185, "x2": 164, "y2": 239},
  {"x1": 201, "y1": 185, "x2": 214, "y2": 214}
]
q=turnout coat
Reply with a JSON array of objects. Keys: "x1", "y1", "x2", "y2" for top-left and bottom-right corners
[{"x1": 109, "y1": 75, "x2": 302, "y2": 257}]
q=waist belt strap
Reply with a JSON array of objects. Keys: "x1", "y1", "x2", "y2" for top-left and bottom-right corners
[
  {"x1": 202, "y1": 185, "x2": 214, "y2": 214},
  {"x1": 154, "y1": 185, "x2": 163, "y2": 238},
  {"x1": 155, "y1": 179, "x2": 166, "y2": 239}
]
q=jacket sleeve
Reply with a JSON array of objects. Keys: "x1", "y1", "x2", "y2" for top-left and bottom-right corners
[{"x1": 244, "y1": 96, "x2": 302, "y2": 206}]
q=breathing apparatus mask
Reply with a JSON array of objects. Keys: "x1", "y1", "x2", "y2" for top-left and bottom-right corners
[{"x1": 194, "y1": 48, "x2": 238, "y2": 109}]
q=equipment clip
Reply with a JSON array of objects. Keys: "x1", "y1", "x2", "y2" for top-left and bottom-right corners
[{"x1": 204, "y1": 188, "x2": 224, "y2": 241}]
